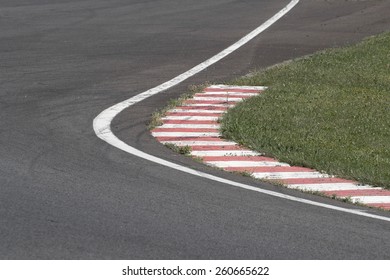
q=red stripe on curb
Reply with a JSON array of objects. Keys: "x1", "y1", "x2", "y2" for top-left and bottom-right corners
[
  {"x1": 277, "y1": 178, "x2": 355, "y2": 185},
  {"x1": 204, "y1": 88, "x2": 262, "y2": 93},
  {"x1": 201, "y1": 156, "x2": 277, "y2": 162},
  {"x1": 152, "y1": 128, "x2": 219, "y2": 133},
  {"x1": 366, "y1": 203, "x2": 390, "y2": 210},
  {"x1": 162, "y1": 120, "x2": 218, "y2": 124},
  {"x1": 321, "y1": 189, "x2": 390, "y2": 197},
  {"x1": 156, "y1": 137, "x2": 225, "y2": 142},
  {"x1": 223, "y1": 166, "x2": 316, "y2": 173}
]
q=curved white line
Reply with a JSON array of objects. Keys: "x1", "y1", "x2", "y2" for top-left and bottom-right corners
[{"x1": 93, "y1": 0, "x2": 390, "y2": 223}]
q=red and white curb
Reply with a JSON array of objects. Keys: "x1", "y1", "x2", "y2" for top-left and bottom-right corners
[{"x1": 151, "y1": 85, "x2": 390, "y2": 211}]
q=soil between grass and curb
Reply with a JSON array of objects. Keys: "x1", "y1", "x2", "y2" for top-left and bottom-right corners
[{"x1": 149, "y1": 32, "x2": 390, "y2": 211}]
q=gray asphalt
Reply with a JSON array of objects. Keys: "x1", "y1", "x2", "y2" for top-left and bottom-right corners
[{"x1": 1, "y1": 0, "x2": 390, "y2": 259}]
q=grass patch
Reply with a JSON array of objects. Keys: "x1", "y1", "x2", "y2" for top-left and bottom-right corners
[
  {"x1": 231, "y1": 170, "x2": 254, "y2": 178},
  {"x1": 221, "y1": 32, "x2": 390, "y2": 189},
  {"x1": 164, "y1": 143, "x2": 192, "y2": 155}
]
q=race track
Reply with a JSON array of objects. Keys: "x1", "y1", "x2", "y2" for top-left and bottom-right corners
[{"x1": 1, "y1": 0, "x2": 390, "y2": 259}]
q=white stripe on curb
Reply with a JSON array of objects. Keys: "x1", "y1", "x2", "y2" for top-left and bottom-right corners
[
  {"x1": 208, "y1": 85, "x2": 268, "y2": 90},
  {"x1": 182, "y1": 103, "x2": 235, "y2": 107},
  {"x1": 192, "y1": 97, "x2": 244, "y2": 101},
  {"x1": 351, "y1": 196, "x2": 390, "y2": 204},
  {"x1": 152, "y1": 132, "x2": 220, "y2": 137},
  {"x1": 160, "y1": 124, "x2": 220, "y2": 129},
  {"x1": 196, "y1": 92, "x2": 259, "y2": 96},
  {"x1": 161, "y1": 116, "x2": 220, "y2": 121},
  {"x1": 191, "y1": 150, "x2": 261, "y2": 157},
  {"x1": 169, "y1": 109, "x2": 225, "y2": 113},
  {"x1": 252, "y1": 172, "x2": 330, "y2": 180},
  {"x1": 160, "y1": 141, "x2": 238, "y2": 146},
  {"x1": 287, "y1": 183, "x2": 378, "y2": 192},
  {"x1": 206, "y1": 161, "x2": 290, "y2": 168}
]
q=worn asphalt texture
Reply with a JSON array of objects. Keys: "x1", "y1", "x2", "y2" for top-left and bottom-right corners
[{"x1": 1, "y1": 0, "x2": 390, "y2": 259}]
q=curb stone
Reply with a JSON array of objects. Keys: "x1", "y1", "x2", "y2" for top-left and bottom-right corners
[{"x1": 151, "y1": 85, "x2": 390, "y2": 211}]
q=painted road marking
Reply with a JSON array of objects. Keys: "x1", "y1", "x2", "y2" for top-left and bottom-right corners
[
  {"x1": 152, "y1": 132, "x2": 220, "y2": 137},
  {"x1": 278, "y1": 177, "x2": 356, "y2": 185},
  {"x1": 351, "y1": 196, "x2": 390, "y2": 204},
  {"x1": 191, "y1": 150, "x2": 261, "y2": 157},
  {"x1": 287, "y1": 183, "x2": 377, "y2": 192},
  {"x1": 181, "y1": 103, "x2": 235, "y2": 107},
  {"x1": 162, "y1": 120, "x2": 218, "y2": 124},
  {"x1": 151, "y1": 128, "x2": 219, "y2": 133},
  {"x1": 252, "y1": 172, "x2": 329, "y2": 180},
  {"x1": 223, "y1": 166, "x2": 314, "y2": 172},
  {"x1": 159, "y1": 140, "x2": 237, "y2": 146},
  {"x1": 202, "y1": 156, "x2": 279, "y2": 162},
  {"x1": 161, "y1": 116, "x2": 220, "y2": 121},
  {"x1": 206, "y1": 161, "x2": 289, "y2": 168},
  {"x1": 207, "y1": 85, "x2": 267, "y2": 91},
  {"x1": 169, "y1": 109, "x2": 226, "y2": 113},
  {"x1": 156, "y1": 136, "x2": 229, "y2": 142},
  {"x1": 160, "y1": 124, "x2": 220, "y2": 129},
  {"x1": 195, "y1": 93, "x2": 258, "y2": 97},
  {"x1": 192, "y1": 97, "x2": 245, "y2": 101}
]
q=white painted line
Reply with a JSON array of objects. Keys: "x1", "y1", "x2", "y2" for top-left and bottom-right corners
[
  {"x1": 160, "y1": 141, "x2": 237, "y2": 146},
  {"x1": 191, "y1": 150, "x2": 261, "y2": 157},
  {"x1": 161, "y1": 116, "x2": 220, "y2": 121},
  {"x1": 152, "y1": 132, "x2": 220, "y2": 137},
  {"x1": 252, "y1": 172, "x2": 330, "y2": 180},
  {"x1": 351, "y1": 196, "x2": 390, "y2": 204},
  {"x1": 93, "y1": 0, "x2": 390, "y2": 222},
  {"x1": 160, "y1": 124, "x2": 220, "y2": 129},
  {"x1": 206, "y1": 161, "x2": 289, "y2": 168},
  {"x1": 287, "y1": 183, "x2": 377, "y2": 192}
]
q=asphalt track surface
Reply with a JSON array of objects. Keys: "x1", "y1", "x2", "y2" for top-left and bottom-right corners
[{"x1": 1, "y1": 0, "x2": 390, "y2": 259}]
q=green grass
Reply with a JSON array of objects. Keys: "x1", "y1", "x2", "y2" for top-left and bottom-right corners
[
  {"x1": 164, "y1": 143, "x2": 192, "y2": 155},
  {"x1": 221, "y1": 32, "x2": 390, "y2": 189}
]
